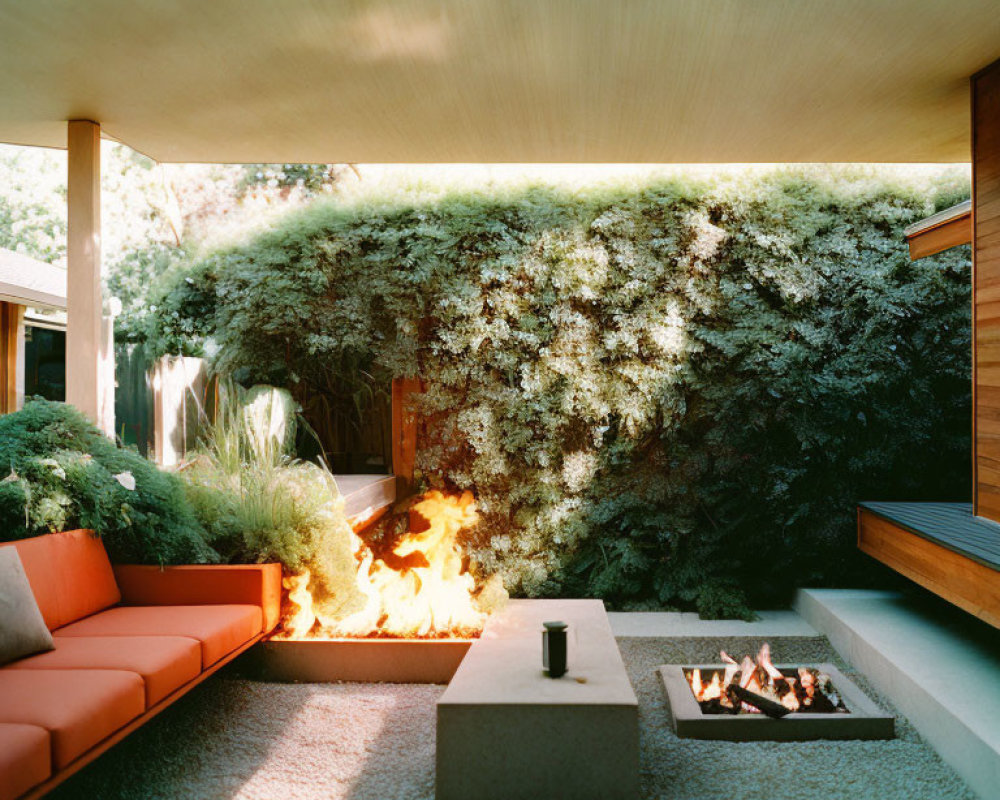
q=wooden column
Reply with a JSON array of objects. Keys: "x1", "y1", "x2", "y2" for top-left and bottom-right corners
[
  {"x1": 0, "y1": 301, "x2": 24, "y2": 414},
  {"x1": 391, "y1": 377, "x2": 422, "y2": 497},
  {"x1": 66, "y1": 120, "x2": 104, "y2": 427},
  {"x1": 973, "y1": 59, "x2": 1000, "y2": 520}
]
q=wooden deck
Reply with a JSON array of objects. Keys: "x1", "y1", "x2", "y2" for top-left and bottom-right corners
[{"x1": 857, "y1": 502, "x2": 1000, "y2": 628}]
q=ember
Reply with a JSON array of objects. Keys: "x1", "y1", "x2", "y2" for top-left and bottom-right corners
[{"x1": 686, "y1": 643, "x2": 849, "y2": 717}]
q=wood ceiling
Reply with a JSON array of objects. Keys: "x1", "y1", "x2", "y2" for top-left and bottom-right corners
[{"x1": 1, "y1": 1, "x2": 999, "y2": 163}]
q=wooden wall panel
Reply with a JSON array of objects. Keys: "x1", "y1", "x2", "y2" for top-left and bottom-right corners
[{"x1": 973, "y1": 58, "x2": 1000, "y2": 521}]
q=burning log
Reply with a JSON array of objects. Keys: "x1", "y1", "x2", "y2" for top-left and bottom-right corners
[{"x1": 727, "y1": 683, "x2": 792, "y2": 719}]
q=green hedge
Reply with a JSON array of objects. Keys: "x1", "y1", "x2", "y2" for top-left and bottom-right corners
[
  {"x1": 0, "y1": 401, "x2": 217, "y2": 565},
  {"x1": 148, "y1": 167, "x2": 972, "y2": 615}
]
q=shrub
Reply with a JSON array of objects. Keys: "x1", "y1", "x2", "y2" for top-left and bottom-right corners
[
  {"x1": 147, "y1": 167, "x2": 972, "y2": 615},
  {"x1": 0, "y1": 400, "x2": 217, "y2": 565},
  {"x1": 178, "y1": 384, "x2": 362, "y2": 613}
]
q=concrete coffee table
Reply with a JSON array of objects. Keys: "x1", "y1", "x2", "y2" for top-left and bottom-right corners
[{"x1": 436, "y1": 599, "x2": 639, "y2": 800}]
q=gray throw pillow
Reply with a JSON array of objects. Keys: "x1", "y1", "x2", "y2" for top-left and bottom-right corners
[{"x1": 0, "y1": 547, "x2": 54, "y2": 665}]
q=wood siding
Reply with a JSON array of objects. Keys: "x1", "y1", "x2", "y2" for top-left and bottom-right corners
[
  {"x1": 858, "y1": 509, "x2": 1000, "y2": 629},
  {"x1": 974, "y1": 59, "x2": 1000, "y2": 520}
]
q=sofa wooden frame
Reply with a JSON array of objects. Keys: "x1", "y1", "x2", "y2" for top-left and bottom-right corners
[
  {"x1": 20, "y1": 633, "x2": 265, "y2": 800},
  {"x1": 12, "y1": 558, "x2": 281, "y2": 800}
]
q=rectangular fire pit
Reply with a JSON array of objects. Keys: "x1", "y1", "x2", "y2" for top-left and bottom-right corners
[
  {"x1": 250, "y1": 637, "x2": 472, "y2": 684},
  {"x1": 660, "y1": 663, "x2": 894, "y2": 741}
]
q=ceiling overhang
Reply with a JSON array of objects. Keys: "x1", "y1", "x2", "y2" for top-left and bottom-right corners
[{"x1": 1, "y1": 1, "x2": 1000, "y2": 164}]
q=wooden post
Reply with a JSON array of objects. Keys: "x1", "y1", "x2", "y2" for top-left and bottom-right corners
[
  {"x1": 66, "y1": 120, "x2": 105, "y2": 429},
  {"x1": 0, "y1": 301, "x2": 24, "y2": 414},
  {"x1": 972, "y1": 58, "x2": 1000, "y2": 520},
  {"x1": 391, "y1": 377, "x2": 422, "y2": 497}
]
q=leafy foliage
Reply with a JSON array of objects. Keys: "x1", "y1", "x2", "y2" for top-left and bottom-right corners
[
  {"x1": 147, "y1": 167, "x2": 972, "y2": 615},
  {"x1": 0, "y1": 400, "x2": 216, "y2": 565},
  {"x1": 238, "y1": 164, "x2": 354, "y2": 197},
  {"x1": 0, "y1": 143, "x2": 350, "y2": 344},
  {"x1": 0, "y1": 393, "x2": 359, "y2": 593}
]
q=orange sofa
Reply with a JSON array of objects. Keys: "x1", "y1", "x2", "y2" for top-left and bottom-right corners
[{"x1": 0, "y1": 530, "x2": 280, "y2": 800}]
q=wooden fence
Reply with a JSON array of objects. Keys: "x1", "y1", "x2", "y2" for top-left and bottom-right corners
[{"x1": 114, "y1": 347, "x2": 400, "y2": 474}]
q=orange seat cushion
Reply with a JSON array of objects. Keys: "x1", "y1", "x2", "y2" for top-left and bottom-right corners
[
  {"x1": 0, "y1": 670, "x2": 143, "y2": 769},
  {"x1": 6, "y1": 636, "x2": 201, "y2": 707},
  {"x1": 0, "y1": 723, "x2": 50, "y2": 800},
  {"x1": 55, "y1": 605, "x2": 262, "y2": 668},
  {"x1": 0, "y1": 531, "x2": 120, "y2": 630}
]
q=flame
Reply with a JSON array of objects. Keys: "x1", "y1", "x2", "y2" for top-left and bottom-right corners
[
  {"x1": 279, "y1": 490, "x2": 493, "y2": 639},
  {"x1": 781, "y1": 687, "x2": 801, "y2": 712},
  {"x1": 757, "y1": 642, "x2": 784, "y2": 683},
  {"x1": 703, "y1": 671, "x2": 722, "y2": 701},
  {"x1": 284, "y1": 571, "x2": 316, "y2": 636},
  {"x1": 689, "y1": 670, "x2": 723, "y2": 702},
  {"x1": 690, "y1": 668, "x2": 702, "y2": 697}
]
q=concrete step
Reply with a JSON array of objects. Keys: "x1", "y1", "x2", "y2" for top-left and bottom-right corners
[
  {"x1": 795, "y1": 588, "x2": 1000, "y2": 800},
  {"x1": 608, "y1": 610, "x2": 817, "y2": 638}
]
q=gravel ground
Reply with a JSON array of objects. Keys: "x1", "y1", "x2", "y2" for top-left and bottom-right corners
[
  {"x1": 50, "y1": 636, "x2": 975, "y2": 800},
  {"x1": 50, "y1": 678, "x2": 443, "y2": 800},
  {"x1": 620, "y1": 636, "x2": 976, "y2": 800}
]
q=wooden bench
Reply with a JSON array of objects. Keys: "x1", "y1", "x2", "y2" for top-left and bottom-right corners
[
  {"x1": 436, "y1": 599, "x2": 639, "y2": 800},
  {"x1": 857, "y1": 501, "x2": 1000, "y2": 628}
]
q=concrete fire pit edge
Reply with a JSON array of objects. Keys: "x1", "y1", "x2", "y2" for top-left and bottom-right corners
[{"x1": 659, "y1": 662, "x2": 894, "y2": 741}]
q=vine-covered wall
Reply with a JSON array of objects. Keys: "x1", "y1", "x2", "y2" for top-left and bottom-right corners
[{"x1": 149, "y1": 167, "x2": 972, "y2": 615}]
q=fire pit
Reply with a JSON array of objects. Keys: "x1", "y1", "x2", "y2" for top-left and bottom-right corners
[
  {"x1": 659, "y1": 644, "x2": 894, "y2": 741},
  {"x1": 251, "y1": 490, "x2": 502, "y2": 684},
  {"x1": 251, "y1": 637, "x2": 472, "y2": 684}
]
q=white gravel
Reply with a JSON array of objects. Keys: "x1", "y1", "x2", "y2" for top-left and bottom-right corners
[
  {"x1": 51, "y1": 679, "x2": 443, "y2": 800},
  {"x1": 50, "y1": 636, "x2": 975, "y2": 800},
  {"x1": 619, "y1": 636, "x2": 977, "y2": 800}
]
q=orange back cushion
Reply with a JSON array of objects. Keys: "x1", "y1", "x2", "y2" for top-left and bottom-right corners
[
  {"x1": 0, "y1": 531, "x2": 120, "y2": 630},
  {"x1": 1, "y1": 535, "x2": 61, "y2": 630}
]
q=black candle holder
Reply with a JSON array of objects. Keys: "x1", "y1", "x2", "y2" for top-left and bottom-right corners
[{"x1": 542, "y1": 620, "x2": 568, "y2": 677}]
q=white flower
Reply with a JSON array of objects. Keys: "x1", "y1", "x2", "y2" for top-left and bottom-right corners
[
  {"x1": 40, "y1": 459, "x2": 66, "y2": 480},
  {"x1": 561, "y1": 451, "x2": 598, "y2": 493},
  {"x1": 113, "y1": 471, "x2": 137, "y2": 491}
]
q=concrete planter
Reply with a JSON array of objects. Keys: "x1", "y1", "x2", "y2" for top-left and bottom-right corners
[{"x1": 250, "y1": 638, "x2": 472, "y2": 684}]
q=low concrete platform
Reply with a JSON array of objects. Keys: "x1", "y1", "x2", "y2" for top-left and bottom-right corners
[
  {"x1": 333, "y1": 474, "x2": 396, "y2": 520},
  {"x1": 436, "y1": 599, "x2": 638, "y2": 800},
  {"x1": 796, "y1": 588, "x2": 1000, "y2": 800},
  {"x1": 608, "y1": 610, "x2": 816, "y2": 638}
]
